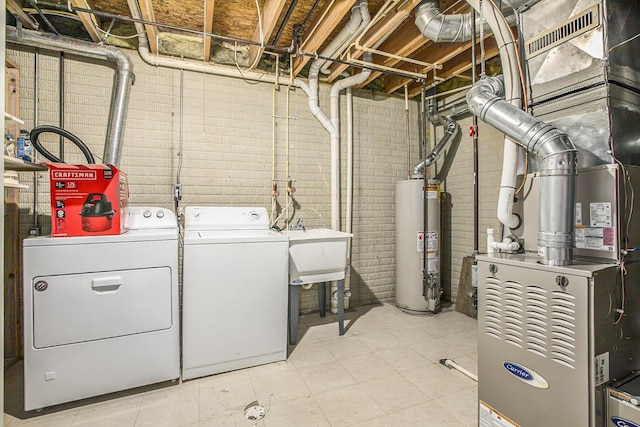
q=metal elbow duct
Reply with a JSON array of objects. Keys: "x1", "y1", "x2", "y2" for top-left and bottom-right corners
[
  {"x1": 415, "y1": 0, "x2": 484, "y2": 42},
  {"x1": 467, "y1": 76, "x2": 578, "y2": 266},
  {"x1": 414, "y1": 119, "x2": 460, "y2": 174},
  {"x1": 6, "y1": 26, "x2": 134, "y2": 167}
]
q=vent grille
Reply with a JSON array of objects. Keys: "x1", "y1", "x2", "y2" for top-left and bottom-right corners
[
  {"x1": 482, "y1": 276, "x2": 577, "y2": 369},
  {"x1": 526, "y1": 5, "x2": 600, "y2": 59}
]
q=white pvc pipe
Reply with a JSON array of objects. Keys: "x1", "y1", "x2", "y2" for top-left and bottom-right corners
[
  {"x1": 464, "y1": 0, "x2": 523, "y2": 232},
  {"x1": 320, "y1": 0, "x2": 371, "y2": 74},
  {"x1": 443, "y1": 359, "x2": 478, "y2": 382},
  {"x1": 345, "y1": 87, "x2": 354, "y2": 310},
  {"x1": 497, "y1": 138, "x2": 521, "y2": 229}
]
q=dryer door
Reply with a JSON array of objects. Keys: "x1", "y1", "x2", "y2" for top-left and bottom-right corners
[{"x1": 31, "y1": 267, "x2": 172, "y2": 348}]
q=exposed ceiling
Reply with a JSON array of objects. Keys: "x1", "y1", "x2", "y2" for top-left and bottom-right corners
[{"x1": 6, "y1": 0, "x2": 502, "y2": 98}]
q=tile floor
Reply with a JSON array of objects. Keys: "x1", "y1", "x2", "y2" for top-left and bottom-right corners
[{"x1": 4, "y1": 303, "x2": 478, "y2": 427}]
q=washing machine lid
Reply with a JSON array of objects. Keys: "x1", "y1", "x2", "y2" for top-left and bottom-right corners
[
  {"x1": 184, "y1": 206, "x2": 270, "y2": 231},
  {"x1": 183, "y1": 229, "x2": 288, "y2": 244}
]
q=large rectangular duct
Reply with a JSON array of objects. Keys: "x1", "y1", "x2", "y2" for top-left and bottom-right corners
[{"x1": 521, "y1": 0, "x2": 640, "y2": 167}]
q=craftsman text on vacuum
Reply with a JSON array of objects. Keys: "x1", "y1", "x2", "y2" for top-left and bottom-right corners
[{"x1": 52, "y1": 171, "x2": 97, "y2": 180}]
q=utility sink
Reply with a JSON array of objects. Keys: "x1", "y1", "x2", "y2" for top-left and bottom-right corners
[{"x1": 282, "y1": 228, "x2": 353, "y2": 285}]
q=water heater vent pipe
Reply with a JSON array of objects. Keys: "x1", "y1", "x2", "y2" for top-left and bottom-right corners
[{"x1": 467, "y1": 76, "x2": 577, "y2": 266}]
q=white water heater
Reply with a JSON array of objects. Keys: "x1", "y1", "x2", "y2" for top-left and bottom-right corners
[{"x1": 395, "y1": 178, "x2": 441, "y2": 313}]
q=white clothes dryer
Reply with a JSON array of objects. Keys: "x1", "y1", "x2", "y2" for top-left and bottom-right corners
[
  {"x1": 182, "y1": 206, "x2": 289, "y2": 380},
  {"x1": 22, "y1": 206, "x2": 180, "y2": 411}
]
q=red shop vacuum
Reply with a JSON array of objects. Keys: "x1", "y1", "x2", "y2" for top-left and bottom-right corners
[
  {"x1": 79, "y1": 193, "x2": 116, "y2": 232},
  {"x1": 30, "y1": 125, "x2": 129, "y2": 237}
]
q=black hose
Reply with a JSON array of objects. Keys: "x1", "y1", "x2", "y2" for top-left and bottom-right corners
[{"x1": 30, "y1": 125, "x2": 95, "y2": 164}]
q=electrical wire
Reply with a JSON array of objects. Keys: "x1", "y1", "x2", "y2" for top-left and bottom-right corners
[{"x1": 609, "y1": 33, "x2": 640, "y2": 52}]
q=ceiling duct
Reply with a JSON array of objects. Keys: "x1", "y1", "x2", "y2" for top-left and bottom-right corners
[{"x1": 6, "y1": 26, "x2": 134, "y2": 166}]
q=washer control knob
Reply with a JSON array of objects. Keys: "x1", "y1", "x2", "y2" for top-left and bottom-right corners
[
  {"x1": 143, "y1": 210, "x2": 152, "y2": 218},
  {"x1": 156, "y1": 210, "x2": 165, "y2": 219}
]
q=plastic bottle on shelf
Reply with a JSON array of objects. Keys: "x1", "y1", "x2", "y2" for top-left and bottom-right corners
[{"x1": 17, "y1": 129, "x2": 28, "y2": 160}]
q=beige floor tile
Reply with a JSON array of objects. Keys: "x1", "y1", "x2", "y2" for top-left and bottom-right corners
[
  {"x1": 263, "y1": 396, "x2": 330, "y2": 427},
  {"x1": 355, "y1": 331, "x2": 405, "y2": 352},
  {"x1": 435, "y1": 387, "x2": 478, "y2": 426},
  {"x1": 401, "y1": 363, "x2": 475, "y2": 400},
  {"x1": 305, "y1": 321, "x2": 352, "y2": 342},
  {"x1": 323, "y1": 336, "x2": 372, "y2": 360},
  {"x1": 388, "y1": 400, "x2": 462, "y2": 426},
  {"x1": 135, "y1": 382, "x2": 199, "y2": 427},
  {"x1": 71, "y1": 396, "x2": 142, "y2": 426},
  {"x1": 288, "y1": 341, "x2": 336, "y2": 369},
  {"x1": 386, "y1": 323, "x2": 434, "y2": 345},
  {"x1": 245, "y1": 360, "x2": 298, "y2": 378},
  {"x1": 4, "y1": 411, "x2": 78, "y2": 427},
  {"x1": 313, "y1": 384, "x2": 386, "y2": 427},
  {"x1": 198, "y1": 411, "x2": 266, "y2": 427},
  {"x1": 410, "y1": 339, "x2": 459, "y2": 364},
  {"x1": 339, "y1": 353, "x2": 397, "y2": 384},
  {"x1": 298, "y1": 361, "x2": 358, "y2": 394},
  {"x1": 198, "y1": 372, "x2": 257, "y2": 422},
  {"x1": 376, "y1": 345, "x2": 431, "y2": 373},
  {"x1": 360, "y1": 374, "x2": 429, "y2": 414},
  {"x1": 251, "y1": 368, "x2": 311, "y2": 406},
  {"x1": 349, "y1": 414, "x2": 397, "y2": 426}
]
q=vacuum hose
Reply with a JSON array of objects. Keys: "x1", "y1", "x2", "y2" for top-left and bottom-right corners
[{"x1": 30, "y1": 125, "x2": 95, "y2": 164}]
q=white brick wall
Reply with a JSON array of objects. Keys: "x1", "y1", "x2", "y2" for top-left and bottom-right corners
[
  {"x1": 8, "y1": 46, "x2": 511, "y2": 312},
  {"x1": 8, "y1": 47, "x2": 422, "y2": 313}
]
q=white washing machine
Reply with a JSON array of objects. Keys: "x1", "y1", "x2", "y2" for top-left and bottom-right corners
[
  {"x1": 182, "y1": 206, "x2": 289, "y2": 380},
  {"x1": 22, "y1": 206, "x2": 180, "y2": 411}
]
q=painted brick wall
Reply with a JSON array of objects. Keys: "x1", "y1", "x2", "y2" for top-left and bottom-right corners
[{"x1": 8, "y1": 47, "x2": 423, "y2": 313}]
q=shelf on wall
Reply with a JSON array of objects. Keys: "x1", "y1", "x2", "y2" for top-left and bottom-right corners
[{"x1": 4, "y1": 155, "x2": 47, "y2": 172}]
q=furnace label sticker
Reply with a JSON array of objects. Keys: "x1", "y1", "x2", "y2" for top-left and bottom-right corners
[
  {"x1": 590, "y1": 202, "x2": 612, "y2": 227},
  {"x1": 575, "y1": 202, "x2": 582, "y2": 226},
  {"x1": 595, "y1": 352, "x2": 609, "y2": 386},
  {"x1": 576, "y1": 226, "x2": 615, "y2": 251},
  {"x1": 479, "y1": 401, "x2": 520, "y2": 427}
]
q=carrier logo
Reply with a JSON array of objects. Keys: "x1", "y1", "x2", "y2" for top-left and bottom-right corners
[
  {"x1": 34, "y1": 281, "x2": 48, "y2": 292},
  {"x1": 502, "y1": 361, "x2": 549, "y2": 389},
  {"x1": 612, "y1": 417, "x2": 640, "y2": 427}
]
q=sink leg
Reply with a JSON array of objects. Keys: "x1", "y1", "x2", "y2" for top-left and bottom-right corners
[
  {"x1": 289, "y1": 284, "x2": 299, "y2": 345},
  {"x1": 338, "y1": 279, "x2": 345, "y2": 336},
  {"x1": 318, "y1": 282, "x2": 326, "y2": 318}
]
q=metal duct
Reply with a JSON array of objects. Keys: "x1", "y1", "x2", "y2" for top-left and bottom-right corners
[
  {"x1": 413, "y1": 118, "x2": 460, "y2": 174},
  {"x1": 6, "y1": 26, "x2": 134, "y2": 166},
  {"x1": 414, "y1": 0, "x2": 522, "y2": 42},
  {"x1": 467, "y1": 75, "x2": 578, "y2": 266}
]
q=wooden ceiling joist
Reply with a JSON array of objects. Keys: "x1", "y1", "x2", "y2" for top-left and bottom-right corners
[
  {"x1": 137, "y1": 0, "x2": 159, "y2": 54},
  {"x1": 291, "y1": 0, "x2": 358, "y2": 77},
  {"x1": 248, "y1": 0, "x2": 288, "y2": 68},
  {"x1": 7, "y1": 0, "x2": 37, "y2": 29},
  {"x1": 70, "y1": 0, "x2": 102, "y2": 43},
  {"x1": 356, "y1": 21, "x2": 427, "y2": 88},
  {"x1": 393, "y1": 38, "x2": 500, "y2": 98},
  {"x1": 383, "y1": 33, "x2": 496, "y2": 94},
  {"x1": 326, "y1": 0, "x2": 422, "y2": 82},
  {"x1": 203, "y1": 0, "x2": 215, "y2": 61},
  {"x1": 357, "y1": 1, "x2": 470, "y2": 88}
]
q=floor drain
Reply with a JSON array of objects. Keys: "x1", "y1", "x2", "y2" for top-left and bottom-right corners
[{"x1": 244, "y1": 401, "x2": 266, "y2": 421}]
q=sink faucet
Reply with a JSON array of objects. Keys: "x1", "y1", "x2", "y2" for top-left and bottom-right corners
[{"x1": 291, "y1": 217, "x2": 306, "y2": 231}]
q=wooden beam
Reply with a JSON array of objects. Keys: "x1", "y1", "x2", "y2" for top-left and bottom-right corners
[
  {"x1": 137, "y1": 0, "x2": 159, "y2": 54},
  {"x1": 326, "y1": 0, "x2": 422, "y2": 82},
  {"x1": 405, "y1": 40, "x2": 500, "y2": 97},
  {"x1": 357, "y1": 21, "x2": 428, "y2": 88},
  {"x1": 70, "y1": 0, "x2": 102, "y2": 43},
  {"x1": 248, "y1": 0, "x2": 287, "y2": 68},
  {"x1": 383, "y1": 34, "x2": 495, "y2": 94},
  {"x1": 7, "y1": 0, "x2": 37, "y2": 29},
  {"x1": 357, "y1": 1, "x2": 469, "y2": 88},
  {"x1": 291, "y1": 0, "x2": 358, "y2": 77},
  {"x1": 203, "y1": 0, "x2": 216, "y2": 61}
]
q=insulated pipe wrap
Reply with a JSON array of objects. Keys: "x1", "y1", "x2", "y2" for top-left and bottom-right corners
[
  {"x1": 466, "y1": 75, "x2": 577, "y2": 266},
  {"x1": 6, "y1": 27, "x2": 134, "y2": 166}
]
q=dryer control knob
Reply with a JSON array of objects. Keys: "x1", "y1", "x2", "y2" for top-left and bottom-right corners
[
  {"x1": 143, "y1": 210, "x2": 152, "y2": 218},
  {"x1": 156, "y1": 210, "x2": 165, "y2": 218}
]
